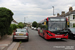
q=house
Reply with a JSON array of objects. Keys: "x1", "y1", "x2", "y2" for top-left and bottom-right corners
[
  {"x1": 11, "y1": 20, "x2": 18, "y2": 25},
  {"x1": 57, "y1": 7, "x2": 75, "y2": 28}
]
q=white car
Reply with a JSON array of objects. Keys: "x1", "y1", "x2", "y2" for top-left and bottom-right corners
[
  {"x1": 34, "y1": 27, "x2": 37, "y2": 30},
  {"x1": 31, "y1": 27, "x2": 34, "y2": 30},
  {"x1": 13, "y1": 28, "x2": 29, "y2": 41},
  {"x1": 37, "y1": 27, "x2": 40, "y2": 31}
]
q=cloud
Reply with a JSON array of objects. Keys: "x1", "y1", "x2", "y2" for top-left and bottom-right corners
[{"x1": 0, "y1": 0, "x2": 75, "y2": 23}]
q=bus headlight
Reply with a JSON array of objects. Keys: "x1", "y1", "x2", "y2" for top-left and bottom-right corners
[
  {"x1": 65, "y1": 33, "x2": 68, "y2": 36},
  {"x1": 47, "y1": 33, "x2": 52, "y2": 36}
]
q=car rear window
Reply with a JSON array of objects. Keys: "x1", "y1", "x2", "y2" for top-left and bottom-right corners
[{"x1": 16, "y1": 29, "x2": 27, "y2": 32}]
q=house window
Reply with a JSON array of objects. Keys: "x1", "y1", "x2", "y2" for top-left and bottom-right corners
[{"x1": 73, "y1": 15, "x2": 75, "y2": 19}]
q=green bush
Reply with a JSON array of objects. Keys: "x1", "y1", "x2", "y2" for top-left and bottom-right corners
[
  {"x1": 12, "y1": 24, "x2": 18, "y2": 30},
  {"x1": 7, "y1": 24, "x2": 18, "y2": 35}
]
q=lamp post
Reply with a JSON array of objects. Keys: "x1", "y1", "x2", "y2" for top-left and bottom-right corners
[
  {"x1": 24, "y1": 17, "x2": 28, "y2": 24},
  {"x1": 24, "y1": 17, "x2": 25, "y2": 24},
  {"x1": 52, "y1": 6, "x2": 54, "y2": 16}
]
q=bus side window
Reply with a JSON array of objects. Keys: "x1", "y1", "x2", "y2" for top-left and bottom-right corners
[{"x1": 40, "y1": 29, "x2": 43, "y2": 33}]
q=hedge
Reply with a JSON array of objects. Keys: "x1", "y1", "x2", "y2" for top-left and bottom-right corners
[
  {"x1": 0, "y1": 7, "x2": 13, "y2": 37},
  {"x1": 7, "y1": 24, "x2": 18, "y2": 35}
]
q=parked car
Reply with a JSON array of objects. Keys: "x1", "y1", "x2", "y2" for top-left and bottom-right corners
[
  {"x1": 24, "y1": 27, "x2": 29, "y2": 33},
  {"x1": 13, "y1": 28, "x2": 29, "y2": 41},
  {"x1": 31, "y1": 27, "x2": 34, "y2": 30},
  {"x1": 68, "y1": 28, "x2": 75, "y2": 39},
  {"x1": 36, "y1": 27, "x2": 40, "y2": 31},
  {"x1": 34, "y1": 27, "x2": 37, "y2": 30}
]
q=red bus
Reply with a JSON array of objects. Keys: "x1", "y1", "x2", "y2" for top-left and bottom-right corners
[{"x1": 38, "y1": 17, "x2": 68, "y2": 40}]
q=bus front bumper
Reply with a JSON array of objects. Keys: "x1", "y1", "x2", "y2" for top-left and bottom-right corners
[{"x1": 46, "y1": 35, "x2": 68, "y2": 40}]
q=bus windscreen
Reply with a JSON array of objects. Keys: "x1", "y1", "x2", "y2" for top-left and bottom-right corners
[{"x1": 48, "y1": 22, "x2": 66, "y2": 31}]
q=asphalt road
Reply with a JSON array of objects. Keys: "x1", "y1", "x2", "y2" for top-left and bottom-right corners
[{"x1": 18, "y1": 28, "x2": 75, "y2": 50}]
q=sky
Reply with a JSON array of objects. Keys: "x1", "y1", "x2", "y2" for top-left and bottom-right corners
[{"x1": 0, "y1": 0, "x2": 75, "y2": 23}]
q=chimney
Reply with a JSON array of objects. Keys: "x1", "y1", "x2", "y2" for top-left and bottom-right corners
[
  {"x1": 57, "y1": 13, "x2": 60, "y2": 17},
  {"x1": 69, "y1": 7, "x2": 73, "y2": 12},
  {"x1": 61, "y1": 11, "x2": 65, "y2": 15}
]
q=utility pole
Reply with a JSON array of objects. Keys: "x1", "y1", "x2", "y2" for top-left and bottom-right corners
[
  {"x1": 52, "y1": 6, "x2": 54, "y2": 16},
  {"x1": 24, "y1": 17, "x2": 25, "y2": 24},
  {"x1": 24, "y1": 17, "x2": 28, "y2": 24}
]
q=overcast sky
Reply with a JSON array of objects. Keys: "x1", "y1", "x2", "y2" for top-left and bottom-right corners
[{"x1": 0, "y1": 0, "x2": 75, "y2": 23}]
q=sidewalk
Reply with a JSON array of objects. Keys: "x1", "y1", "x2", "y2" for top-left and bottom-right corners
[{"x1": 0, "y1": 35, "x2": 12, "y2": 50}]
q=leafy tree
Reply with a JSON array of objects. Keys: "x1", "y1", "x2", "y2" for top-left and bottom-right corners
[
  {"x1": 38, "y1": 23, "x2": 42, "y2": 27},
  {"x1": 36, "y1": 23, "x2": 38, "y2": 28},
  {"x1": 18, "y1": 22, "x2": 25, "y2": 28},
  {"x1": 0, "y1": 7, "x2": 13, "y2": 37},
  {"x1": 36, "y1": 23, "x2": 41, "y2": 28},
  {"x1": 32, "y1": 21, "x2": 37, "y2": 27}
]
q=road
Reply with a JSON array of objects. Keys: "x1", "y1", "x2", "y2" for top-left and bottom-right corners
[{"x1": 18, "y1": 28, "x2": 75, "y2": 50}]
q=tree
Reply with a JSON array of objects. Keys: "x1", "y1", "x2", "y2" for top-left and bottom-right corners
[
  {"x1": 7, "y1": 24, "x2": 13, "y2": 35},
  {"x1": 38, "y1": 23, "x2": 42, "y2": 27},
  {"x1": 0, "y1": 7, "x2": 14, "y2": 37},
  {"x1": 32, "y1": 21, "x2": 37, "y2": 27},
  {"x1": 18, "y1": 22, "x2": 25, "y2": 28}
]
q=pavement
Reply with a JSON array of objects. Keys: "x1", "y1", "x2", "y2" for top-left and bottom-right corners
[
  {"x1": 0, "y1": 35, "x2": 12, "y2": 50},
  {"x1": 0, "y1": 35, "x2": 20, "y2": 50},
  {"x1": 7, "y1": 42, "x2": 20, "y2": 50}
]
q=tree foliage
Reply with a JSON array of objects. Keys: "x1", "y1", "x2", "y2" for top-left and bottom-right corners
[
  {"x1": 0, "y1": 7, "x2": 14, "y2": 37},
  {"x1": 38, "y1": 23, "x2": 42, "y2": 27},
  {"x1": 7, "y1": 24, "x2": 13, "y2": 35},
  {"x1": 11, "y1": 24, "x2": 18, "y2": 30},
  {"x1": 18, "y1": 22, "x2": 25, "y2": 28},
  {"x1": 32, "y1": 21, "x2": 37, "y2": 27},
  {"x1": 7, "y1": 24, "x2": 18, "y2": 35}
]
